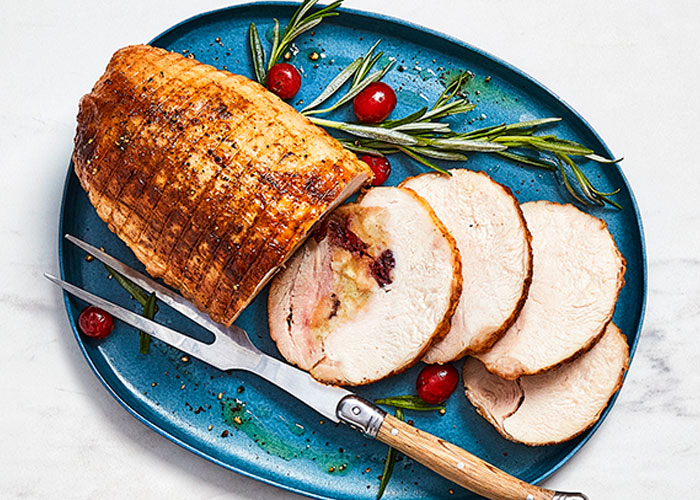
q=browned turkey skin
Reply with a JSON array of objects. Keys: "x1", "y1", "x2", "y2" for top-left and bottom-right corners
[{"x1": 73, "y1": 45, "x2": 372, "y2": 326}]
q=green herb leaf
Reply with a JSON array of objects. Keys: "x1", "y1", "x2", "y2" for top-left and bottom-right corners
[
  {"x1": 248, "y1": 23, "x2": 267, "y2": 84},
  {"x1": 104, "y1": 265, "x2": 158, "y2": 311},
  {"x1": 309, "y1": 117, "x2": 420, "y2": 146},
  {"x1": 397, "y1": 146, "x2": 451, "y2": 175},
  {"x1": 504, "y1": 117, "x2": 561, "y2": 130},
  {"x1": 382, "y1": 107, "x2": 428, "y2": 128},
  {"x1": 496, "y1": 150, "x2": 557, "y2": 171},
  {"x1": 354, "y1": 40, "x2": 382, "y2": 84},
  {"x1": 376, "y1": 408, "x2": 403, "y2": 500},
  {"x1": 461, "y1": 123, "x2": 508, "y2": 139},
  {"x1": 301, "y1": 58, "x2": 363, "y2": 112},
  {"x1": 338, "y1": 140, "x2": 393, "y2": 156},
  {"x1": 585, "y1": 153, "x2": 622, "y2": 164},
  {"x1": 103, "y1": 264, "x2": 160, "y2": 353},
  {"x1": 556, "y1": 155, "x2": 589, "y2": 206},
  {"x1": 409, "y1": 147, "x2": 468, "y2": 161},
  {"x1": 374, "y1": 395, "x2": 446, "y2": 411},
  {"x1": 303, "y1": 41, "x2": 394, "y2": 116},
  {"x1": 269, "y1": 19, "x2": 280, "y2": 66},
  {"x1": 422, "y1": 100, "x2": 476, "y2": 121},
  {"x1": 424, "y1": 137, "x2": 506, "y2": 152},
  {"x1": 392, "y1": 122, "x2": 452, "y2": 134},
  {"x1": 139, "y1": 292, "x2": 157, "y2": 354},
  {"x1": 267, "y1": 0, "x2": 342, "y2": 70}
]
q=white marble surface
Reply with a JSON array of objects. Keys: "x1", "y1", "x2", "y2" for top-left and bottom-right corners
[{"x1": 1, "y1": 1, "x2": 699, "y2": 498}]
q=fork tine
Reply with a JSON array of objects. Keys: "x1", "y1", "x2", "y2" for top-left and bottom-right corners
[
  {"x1": 44, "y1": 273, "x2": 223, "y2": 366},
  {"x1": 64, "y1": 234, "x2": 257, "y2": 350}
]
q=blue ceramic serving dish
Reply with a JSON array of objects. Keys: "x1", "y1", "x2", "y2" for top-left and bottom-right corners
[{"x1": 59, "y1": 3, "x2": 646, "y2": 499}]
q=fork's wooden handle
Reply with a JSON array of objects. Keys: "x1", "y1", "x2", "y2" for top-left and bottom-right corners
[{"x1": 376, "y1": 414, "x2": 586, "y2": 500}]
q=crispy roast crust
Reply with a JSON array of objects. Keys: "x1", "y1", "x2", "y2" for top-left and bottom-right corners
[{"x1": 73, "y1": 45, "x2": 371, "y2": 326}]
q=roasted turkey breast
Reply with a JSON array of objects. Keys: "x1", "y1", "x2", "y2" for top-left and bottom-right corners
[
  {"x1": 268, "y1": 187, "x2": 462, "y2": 386},
  {"x1": 476, "y1": 201, "x2": 626, "y2": 379},
  {"x1": 401, "y1": 170, "x2": 532, "y2": 363},
  {"x1": 464, "y1": 323, "x2": 629, "y2": 445},
  {"x1": 73, "y1": 45, "x2": 372, "y2": 326}
]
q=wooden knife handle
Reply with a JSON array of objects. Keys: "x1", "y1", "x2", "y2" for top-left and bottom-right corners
[{"x1": 376, "y1": 414, "x2": 587, "y2": 500}]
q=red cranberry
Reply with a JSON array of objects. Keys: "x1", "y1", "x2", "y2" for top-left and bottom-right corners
[
  {"x1": 78, "y1": 306, "x2": 114, "y2": 339},
  {"x1": 353, "y1": 82, "x2": 397, "y2": 123},
  {"x1": 416, "y1": 364, "x2": 459, "y2": 404},
  {"x1": 266, "y1": 63, "x2": 302, "y2": 100},
  {"x1": 360, "y1": 155, "x2": 391, "y2": 186}
]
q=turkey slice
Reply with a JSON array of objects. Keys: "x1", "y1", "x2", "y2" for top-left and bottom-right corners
[
  {"x1": 463, "y1": 323, "x2": 629, "y2": 445},
  {"x1": 476, "y1": 201, "x2": 625, "y2": 379},
  {"x1": 401, "y1": 170, "x2": 532, "y2": 363},
  {"x1": 268, "y1": 186, "x2": 462, "y2": 386}
]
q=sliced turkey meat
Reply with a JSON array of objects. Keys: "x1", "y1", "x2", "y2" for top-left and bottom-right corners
[
  {"x1": 268, "y1": 186, "x2": 462, "y2": 386},
  {"x1": 476, "y1": 201, "x2": 625, "y2": 379},
  {"x1": 401, "y1": 170, "x2": 532, "y2": 363},
  {"x1": 463, "y1": 323, "x2": 629, "y2": 445}
]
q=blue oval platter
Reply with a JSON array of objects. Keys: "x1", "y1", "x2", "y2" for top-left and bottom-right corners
[{"x1": 59, "y1": 3, "x2": 647, "y2": 499}]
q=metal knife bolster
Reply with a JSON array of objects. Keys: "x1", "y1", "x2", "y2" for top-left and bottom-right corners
[{"x1": 336, "y1": 395, "x2": 387, "y2": 438}]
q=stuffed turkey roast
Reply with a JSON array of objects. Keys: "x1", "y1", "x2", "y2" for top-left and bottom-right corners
[
  {"x1": 268, "y1": 187, "x2": 462, "y2": 386},
  {"x1": 73, "y1": 45, "x2": 372, "y2": 326}
]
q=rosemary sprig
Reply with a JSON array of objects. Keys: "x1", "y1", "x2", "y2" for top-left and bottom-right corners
[
  {"x1": 301, "y1": 40, "x2": 394, "y2": 115},
  {"x1": 374, "y1": 395, "x2": 446, "y2": 411},
  {"x1": 104, "y1": 264, "x2": 159, "y2": 353},
  {"x1": 304, "y1": 62, "x2": 621, "y2": 207},
  {"x1": 248, "y1": 0, "x2": 342, "y2": 84},
  {"x1": 139, "y1": 292, "x2": 156, "y2": 354},
  {"x1": 376, "y1": 407, "x2": 403, "y2": 500},
  {"x1": 373, "y1": 395, "x2": 445, "y2": 498}
]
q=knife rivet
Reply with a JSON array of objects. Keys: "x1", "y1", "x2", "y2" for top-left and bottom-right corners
[
  {"x1": 352, "y1": 406, "x2": 361, "y2": 415},
  {"x1": 391, "y1": 428, "x2": 398, "y2": 436}
]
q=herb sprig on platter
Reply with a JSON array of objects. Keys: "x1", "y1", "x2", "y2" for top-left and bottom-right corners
[
  {"x1": 248, "y1": 0, "x2": 342, "y2": 84},
  {"x1": 104, "y1": 264, "x2": 159, "y2": 354},
  {"x1": 373, "y1": 395, "x2": 445, "y2": 499},
  {"x1": 304, "y1": 61, "x2": 622, "y2": 208},
  {"x1": 247, "y1": 1, "x2": 622, "y2": 207}
]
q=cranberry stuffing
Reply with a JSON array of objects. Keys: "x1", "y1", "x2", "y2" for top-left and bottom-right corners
[
  {"x1": 360, "y1": 155, "x2": 391, "y2": 186},
  {"x1": 370, "y1": 249, "x2": 396, "y2": 287},
  {"x1": 266, "y1": 63, "x2": 302, "y2": 100},
  {"x1": 327, "y1": 218, "x2": 367, "y2": 255},
  {"x1": 353, "y1": 82, "x2": 397, "y2": 123},
  {"x1": 78, "y1": 306, "x2": 114, "y2": 339},
  {"x1": 416, "y1": 364, "x2": 459, "y2": 404}
]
